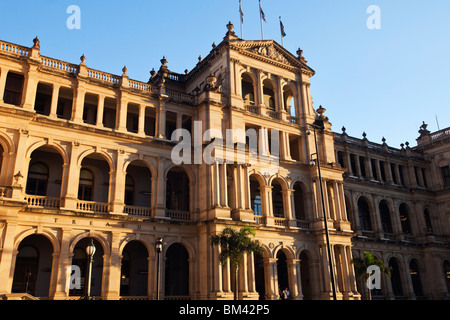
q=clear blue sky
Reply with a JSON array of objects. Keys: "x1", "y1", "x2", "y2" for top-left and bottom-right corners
[{"x1": 1, "y1": 0, "x2": 449, "y2": 148}]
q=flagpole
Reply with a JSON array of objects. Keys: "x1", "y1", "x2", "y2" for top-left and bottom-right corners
[
  {"x1": 239, "y1": 0, "x2": 243, "y2": 39},
  {"x1": 259, "y1": 0, "x2": 264, "y2": 40}
]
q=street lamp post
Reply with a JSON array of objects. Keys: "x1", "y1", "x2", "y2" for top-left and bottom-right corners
[
  {"x1": 155, "y1": 238, "x2": 163, "y2": 300},
  {"x1": 82, "y1": 238, "x2": 96, "y2": 300},
  {"x1": 307, "y1": 117, "x2": 338, "y2": 300}
]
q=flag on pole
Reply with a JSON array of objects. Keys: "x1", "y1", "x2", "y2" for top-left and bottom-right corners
[
  {"x1": 280, "y1": 17, "x2": 286, "y2": 37},
  {"x1": 239, "y1": 0, "x2": 244, "y2": 24},
  {"x1": 259, "y1": 0, "x2": 266, "y2": 23}
]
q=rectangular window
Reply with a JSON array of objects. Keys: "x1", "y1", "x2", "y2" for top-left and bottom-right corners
[
  {"x1": 399, "y1": 165, "x2": 406, "y2": 186},
  {"x1": 380, "y1": 161, "x2": 386, "y2": 182},
  {"x1": 390, "y1": 163, "x2": 398, "y2": 184},
  {"x1": 442, "y1": 166, "x2": 450, "y2": 187},
  {"x1": 350, "y1": 154, "x2": 357, "y2": 176},
  {"x1": 3, "y1": 72, "x2": 24, "y2": 106},
  {"x1": 371, "y1": 159, "x2": 378, "y2": 180},
  {"x1": 359, "y1": 156, "x2": 366, "y2": 178}
]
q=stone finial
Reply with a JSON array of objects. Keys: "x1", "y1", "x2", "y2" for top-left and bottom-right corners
[
  {"x1": 80, "y1": 54, "x2": 86, "y2": 64},
  {"x1": 316, "y1": 105, "x2": 326, "y2": 118},
  {"x1": 150, "y1": 68, "x2": 156, "y2": 77},
  {"x1": 297, "y1": 47, "x2": 308, "y2": 63},
  {"x1": 198, "y1": 55, "x2": 202, "y2": 63},
  {"x1": 381, "y1": 137, "x2": 386, "y2": 144},
  {"x1": 184, "y1": 69, "x2": 189, "y2": 74},
  {"x1": 32, "y1": 36, "x2": 40, "y2": 49},
  {"x1": 160, "y1": 56, "x2": 167, "y2": 67},
  {"x1": 342, "y1": 126, "x2": 347, "y2": 135},
  {"x1": 362, "y1": 131, "x2": 367, "y2": 140},
  {"x1": 122, "y1": 65, "x2": 128, "y2": 75},
  {"x1": 227, "y1": 21, "x2": 234, "y2": 33},
  {"x1": 212, "y1": 42, "x2": 216, "y2": 48}
]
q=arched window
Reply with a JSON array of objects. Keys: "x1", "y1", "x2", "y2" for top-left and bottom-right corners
[
  {"x1": 283, "y1": 85, "x2": 295, "y2": 116},
  {"x1": 357, "y1": 198, "x2": 372, "y2": 231},
  {"x1": 78, "y1": 168, "x2": 94, "y2": 201},
  {"x1": 250, "y1": 176, "x2": 262, "y2": 216},
  {"x1": 379, "y1": 201, "x2": 393, "y2": 234},
  {"x1": 272, "y1": 180, "x2": 284, "y2": 218},
  {"x1": 26, "y1": 162, "x2": 49, "y2": 196},
  {"x1": 263, "y1": 79, "x2": 275, "y2": 110},
  {"x1": 399, "y1": 203, "x2": 412, "y2": 235},
  {"x1": 241, "y1": 73, "x2": 255, "y2": 106}
]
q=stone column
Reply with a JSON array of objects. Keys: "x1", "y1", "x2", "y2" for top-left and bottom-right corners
[
  {"x1": 105, "y1": 232, "x2": 122, "y2": 300},
  {"x1": 49, "y1": 84, "x2": 60, "y2": 118},
  {"x1": 52, "y1": 228, "x2": 73, "y2": 299},
  {"x1": 95, "y1": 94, "x2": 105, "y2": 127},
  {"x1": 116, "y1": 91, "x2": 128, "y2": 132},
  {"x1": 138, "y1": 104, "x2": 146, "y2": 136},
  {"x1": 60, "y1": 142, "x2": 81, "y2": 210},
  {"x1": 110, "y1": 150, "x2": 125, "y2": 214}
]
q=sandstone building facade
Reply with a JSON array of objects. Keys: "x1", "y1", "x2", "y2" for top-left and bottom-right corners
[{"x1": 0, "y1": 23, "x2": 448, "y2": 300}]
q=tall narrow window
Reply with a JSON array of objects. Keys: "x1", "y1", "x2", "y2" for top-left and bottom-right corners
[
  {"x1": 124, "y1": 174, "x2": 135, "y2": 205},
  {"x1": 441, "y1": 166, "x2": 450, "y2": 187},
  {"x1": 78, "y1": 168, "x2": 94, "y2": 201},
  {"x1": 424, "y1": 209, "x2": 433, "y2": 233},
  {"x1": 357, "y1": 198, "x2": 372, "y2": 231},
  {"x1": 399, "y1": 203, "x2": 412, "y2": 235},
  {"x1": 26, "y1": 163, "x2": 49, "y2": 196}
]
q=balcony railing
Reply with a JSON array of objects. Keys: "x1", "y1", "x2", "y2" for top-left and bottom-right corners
[
  {"x1": 25, "y1": 195, "x2": 60, "y2": 209},
  {"x1": 245, "y1": 105, "x2": 258, "y2": 114},
  {"x1": 76, "y1": 200, "x2": 109, "y2": 213},
  {"x1": 124, "y1": 205, "x2": 151, "y2": 217},
  {"x1": 166, "y1": 210, "x2": 190, "y2": 221},
  {"x1": 296, "y1": 220, "x2": 310, "y2": 229}
]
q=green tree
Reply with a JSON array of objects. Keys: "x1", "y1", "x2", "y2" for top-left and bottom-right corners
[
  {"x1": 210, "y1": 226, "x2": 264, "y2": 300},
  {"x1": 351, "y1": 251, "x2": 391, "y2": 300}
]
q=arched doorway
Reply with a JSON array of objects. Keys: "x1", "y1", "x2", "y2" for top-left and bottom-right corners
[
  {"x1": 11, "y1": 234, "x2": 54, "y2": 297},
  {"x1": 299, "y1": 251, "x2": 312, "y2": 300},
  {"x1": 409, "y1": 259, "x2": 424, "y2": 298},
  {"x1": 164, "y1": 243, "x2": 189, "y2": 299},
  {"x1": 254, "y1": 251, "x2": 266, "y2": 300},
  {"x1": 276, "y1": 250, "x2": 289, "y2": 299},
  {"x1": 389, "y1": 258, "x2": 403, "y2": 298},
  {"x1": 272, "y1": 179, "x2": 284, "y2": 218},
  {"x1": 120, "y1": 241, "x2": 149, "y2": 297},
  {"x1": 69, "y1": 238, "x2": 104, "y2": 297}
]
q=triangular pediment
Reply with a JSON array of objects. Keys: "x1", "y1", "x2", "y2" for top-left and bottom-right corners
[{"x1": 230, "y1": 40, "x2": 314, "y2": 74}]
